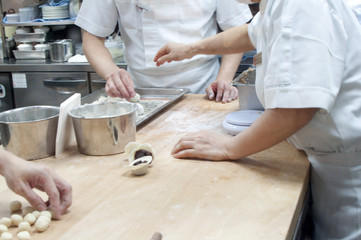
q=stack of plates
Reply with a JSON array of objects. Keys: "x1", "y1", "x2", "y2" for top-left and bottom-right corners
[
  {"x1": 42, "y1": 5, "x2": 69, "y2": 20},
  {"x1": 222, "y1": 110, "x2": 263, "y2": 135}
]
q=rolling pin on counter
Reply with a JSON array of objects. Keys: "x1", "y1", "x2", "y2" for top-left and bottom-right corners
[{"x1": 0, "y1": 94, "x2": 310, "y2": 240}]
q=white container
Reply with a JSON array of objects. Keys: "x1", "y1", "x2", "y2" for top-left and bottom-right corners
[
  {"x1": 6, "y1": 13, "x2": 20, "y2": 23},
  {"x1": 19, "y1": 7, "x2": 39, "y2": 22},
  {"x1": 34, "y1": 27, "x2": 50, "y2": 33},
  {"x1": 17, "y1": 44, "x2": 33, "y2": 51},
  {"x1": 34, "y1": 43, "x2": 49, "y2": 51}
]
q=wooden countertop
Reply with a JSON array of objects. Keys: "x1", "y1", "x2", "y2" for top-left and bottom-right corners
[{"x1": 0, "y1": 94, "x2": 310, "y2": 240}]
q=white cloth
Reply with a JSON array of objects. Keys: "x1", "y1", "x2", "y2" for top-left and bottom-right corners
[
  {"x1": 348, "y1": 0, "x2": 361, "y2": 24},
  {"x1": 248, "y1": 0, "x2": 361, "y2": 239},
  {"x1": 75, "y1": 0, "x2": 252, "y2": 93}
]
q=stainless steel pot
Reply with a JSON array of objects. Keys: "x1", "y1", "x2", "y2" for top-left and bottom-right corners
[
  {"x1": 0, "y1": 106, "x2": 60, "y2": 160},
  {"x1": 69, "y1": 102, "x2": 137, "y2": 156},
  {"x1": 49, "y1": 39, "x2": 73, "y2": 62}
]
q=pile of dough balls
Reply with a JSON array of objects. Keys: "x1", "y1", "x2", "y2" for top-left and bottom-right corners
[
  {"x1": 125, "y1": 142, "x2": 155, "y2": 176},
  {"x1": 0, "y1": 200, "x2": 53, "y2": 240}
]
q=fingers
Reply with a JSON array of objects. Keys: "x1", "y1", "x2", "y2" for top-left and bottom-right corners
[
  {"x1": 39, "y1": 171, "x2": 62, "y2": 219},
  {"x1": 105, "y1": 69, "x2": 135, "y2": 100},
  {"x1": 16, "y1": 183, "x2": 48, "y2": 212},
  {"x1": 208, "y1": 81, "x2": 239, "y2": 103},
  {"x1": 154, "y1": 45, "x2": 170, "y2": 66},
  {"x1": 53, "y1": 174, "x2": 73, "y2": 217}
]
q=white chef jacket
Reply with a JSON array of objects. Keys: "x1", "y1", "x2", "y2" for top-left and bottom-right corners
[
  {"x1": 348, "y1": 0, "x2": 361, "y2": 24},
  {"x1": 248, "y1": 0, "x2": 361, "y2": 239},
  {"x1": 75, "y1": 0, "x2": 252, "y2": 93}
]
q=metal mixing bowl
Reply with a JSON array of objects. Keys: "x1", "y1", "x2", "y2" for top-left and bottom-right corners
[
  {"x1": 0, "y1": 106, "x2": 60, "y2": 160},
  {"x1": 69, "y1": 102, "x2": 137, "y2": 156}
]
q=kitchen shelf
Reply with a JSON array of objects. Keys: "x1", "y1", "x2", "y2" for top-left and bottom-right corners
[{"x1": 2, "y1": 19, "x2": 75, "y2": 27}]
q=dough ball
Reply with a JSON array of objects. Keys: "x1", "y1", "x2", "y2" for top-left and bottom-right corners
[
  {"x1": 17, "y1": 231, "x2": 31, "y2": 240},
  {"x1": 10, "y1": 214, "x2": 23, "y2": 227},
  {"x1": 129, "y1": 93, "x2": 141, "y2": 102},
  {"x1": 22, "y1": 206, "x2": 34, "y2": 216},
  {"x1": 32, "y1": 211, "x2": 40, "y2": 219},
  {"x1": 136, "y1": 103, "x2": 144, "y2": 115},
  {"x1": 17, "y1": 222, "x2": 30, "y2": 232},
  {"x1": 23, "y1": 214, "x2": 36, "y2": 225},
  {"x1": 35, "y1": 218, "x2": 49, "y2": 232},
  {"x1": 0, "y1": 232, "x2": 12, "y2": 240},
  {"x1": 0, "y1": 218, "x2": 11, "y2": 228},
  {"x1": 0, "y1": 225, "x2": 8, "y2": 234},
  {"x1": 40, "y1": 210, "x2": 53, "y2": 220},
  {"x1": 9, "y1": 201, "x2": 22, "y2": 212}
]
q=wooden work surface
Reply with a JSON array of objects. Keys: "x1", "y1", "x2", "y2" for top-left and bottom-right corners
[{"x1": 0, "y1": 94, "x2": 310, "y2": 240}]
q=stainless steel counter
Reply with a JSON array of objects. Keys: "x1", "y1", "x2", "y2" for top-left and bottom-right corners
[{"x1": 0, "y1": 59, "x2": 127, "y2": 72}]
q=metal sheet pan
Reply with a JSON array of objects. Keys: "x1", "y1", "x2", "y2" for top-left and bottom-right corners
[{"x1": 81, "y1": 88, "x2": 189, "y2": 127}]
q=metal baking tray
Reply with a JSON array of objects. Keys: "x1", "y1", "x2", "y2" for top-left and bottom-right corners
[
  {"x1": 81, "y1": 88, "x2": 189, "y2": 127},
  {"x1": 13, "y1": 50, "x2": 49, "y2": 60},
  {"x1": 14, "y1": 33, "x2": 47, "y2": 43}
]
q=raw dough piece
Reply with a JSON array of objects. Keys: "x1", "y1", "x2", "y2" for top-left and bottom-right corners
[
  {"x1": 136, "y1": 103, "x2": 144, "y2": 115},
  {"x1": 0, "y1": 232, "x2": 12, "y2": 240},
  {"x1": 125, "y1": 142, "x2": 141, "y2": 156},
  {"x1": 22, "y1": 206, "x2": 34, "y2": 216},
  {"x1": 0, "y1": 225, "x2": 8, "y2": 234},
  {"x1": 10, "y1": 214, "x2": 23, "y2": 227},
  {"x1": 129, "y1": 93, "x2": 141, "y2": 102},
  {"x1": 17, "y1": 231, "x2": 31, "y2": 240},
  {"x1": 17, "y1": 222, "x2": 30, "y2": 232},
  {"x1": 40, "y1": 211, "x2": 52, "y2": 220},
  {"x1": 9, "y1": 201, "x2": 22, "y2": 212},
  {"x1": 0, "y1": 218, "x2": 11, "y2": 228},
  {"x1": 23, "y1": 214, "x2": 36, "y2": 225},
  {"x1": 32, "y1": 211, "x2": 40, "y2": 219},
  {"x1": 34, "y1": 218, "x2": 49, "y2": 232}
]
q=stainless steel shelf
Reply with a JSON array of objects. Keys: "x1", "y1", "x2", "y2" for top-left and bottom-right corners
[{"x1": 2, "y1": 20, "x2": 75, "y2": 27}]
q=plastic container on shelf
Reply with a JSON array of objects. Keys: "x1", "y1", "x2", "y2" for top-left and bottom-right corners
[
  {"x1": 19, "y1": 6, "x2": 39, "y2": 22},
  {"x1": 104, "y1": 37, "x2": 124, "y2": 61},
  {"x1": 6, "y1": 13, "x2": 20, "y2": 23}
]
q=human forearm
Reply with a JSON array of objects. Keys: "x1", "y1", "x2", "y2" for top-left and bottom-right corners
[
  {"x1": 191, "y1": 24, "x2": 254, "y2": 56},
  {"x1": 226, "y1": 108, "x2": 318, "y2": 160},
  {"x1": 82, "y1": 31, "x2": 119, "y2": 80},
  {"x1": 217, "y1": 53, "x2": 244, "y2": 83}
]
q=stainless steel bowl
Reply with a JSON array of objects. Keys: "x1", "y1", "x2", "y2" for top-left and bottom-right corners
[
  {"x1": 49, "y1": 39, "x2": 73, "y2": 62},
  {"x1": 69, "y1": 102, "x2": 137, "y2": 156},
  {"x1": 233, "y1": 83, "x2": 264, "y2": 111},
  {"x1": 0, "y1": 106, "x2": 60, "y2": 160}
]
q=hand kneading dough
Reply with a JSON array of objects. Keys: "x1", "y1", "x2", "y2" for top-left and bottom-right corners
[
  {"x1": 0, "y1": 232, "x2": 12, "y2": 240},
  {"x1": 129, "y1": 93, "x2": 141, "y2": 102}
]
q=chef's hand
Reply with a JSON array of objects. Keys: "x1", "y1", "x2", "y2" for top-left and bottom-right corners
[
  {"x1": 154, "y1": 42, "x2": 195, "y2": 66},
  {"x1": 172, "y1": 130, "x2": 234, "y2": 161},
  {"x1": 206, "y1": 81, "x2": 238, "y2": 103},
  {"x1": 0, "y1": 150, "x2": 72, "y2": 219},
  {"x1": 105, "y1": 68, "x2": 136, "y2": 100}
]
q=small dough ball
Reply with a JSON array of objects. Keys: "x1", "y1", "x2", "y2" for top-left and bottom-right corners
[
  {"x1": 0, "y1": 218, "x2": 11, "y2": 228},
  {"x1": 129, "y1": 93, "x2": 140, "y2": 102},
  {"x1": 22, "y1": 206, "x2": 34, "y2": 216},
  {"x1": 9, "y1": 201, "x2": 22, "y2": 212},
  {"x1": 35, "y1": 218, "x2": 49, "y2": 232},
  {"x1": 17, "y1": 231, "x2": 31, "y2": 240},
  {"x1": 23, "y1": 214, "x2": 36, "y2": 225},
  {"x1": 0, "y1": 232, "x2": 12, "y2": 240},
  {"x1": 10, "y1": 214, "x2": 23, "y2": 227},
  {"x1": 38, "y1": 215, "x2": 50, "y2": 223},
  {"x1": 0, "y1": 224, "x2": 8, "y2": 234},
  {"x1": 128, "y1": 143, "x2": 155, "y2": 164},
  {"x1": 17, "y1": 222, "x2": 30, "y2": 232},
  {"x1": 40, "y1": 210, "x2": 53, "y2": 220},
  {"x1": 32, "y1": 211, "x2": 40, "y2": 219}
]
